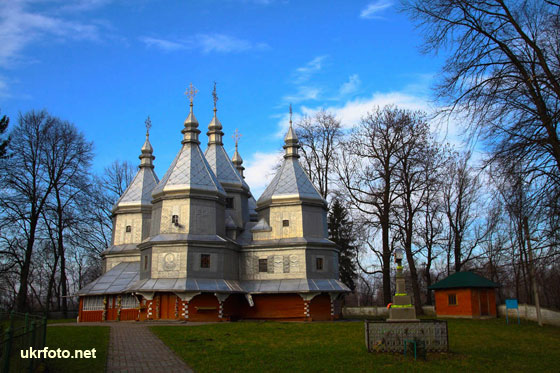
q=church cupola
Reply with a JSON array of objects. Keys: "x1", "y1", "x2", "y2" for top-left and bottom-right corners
[
  {"x1": 283, "y1": 105, "x2": 300, "y2": 159},
  {"x1": 114, "y1": 116, "x2": 159, "y2": 211},
  {"x1": 254, "y1": 104, "x2": 327, "y2": 241},
  {"x1": 139, "y1": 116, "x2": 155, "y2": 169},
  {"x1": 204, "y1": 83, "x2": 252, "y2": 230},
  {"x1": 182, "y1": 84, "x2": 201, "y2": 145},
  {"x1": 232, "y1": 129, "x2": 245, "y2": 178},
  {"x1": 207, "y1": 82, "x2": 224, "y2": 145}
]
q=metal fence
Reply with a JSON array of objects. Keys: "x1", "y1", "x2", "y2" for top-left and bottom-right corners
[
  {"x1": 1, "y1": 311, "x2": 47, "y2": 373},
  {"x1": 365, "y1": 319, "x2": 448, "y2": 353}
]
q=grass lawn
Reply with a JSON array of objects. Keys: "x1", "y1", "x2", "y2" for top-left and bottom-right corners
[
  {"x1": 44, "y1": 326, "x2": 110, "y2": 372},
  {"x1": 151, "y1": 319, "x2": 560, "y2": 372},
  {"x1": 47, "y1": 318, "x2": 77, "y2": 324}
]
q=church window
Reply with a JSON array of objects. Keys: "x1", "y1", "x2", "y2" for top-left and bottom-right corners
[
  {"x1": 126, "y1": 225, "x2": 131, "y2": 232},
  {"x1": 121, "y1": 295, "x2": 139, "y2": 309},
  {"x1": 172, "y1": 215, "x2": 179, "y2": 225},
  {"x1": 144, "y1": 255, "x2": 148, "y2": 271},
  {"x1": 448, "y1": 294, "x2": 457, "y2": 306},
  {"x1": 316, "y1": 257, "x2": 324, "y2": 270},
  {"x1": 83, "y1": 296, "x2": 104, "y2": 311},
  {"x1": 259, "y1": 259, "x2": 268, "y2": 273},
  {"x1": 226, "y1": 197, "x2": 234, "y2": 209},
  {"x1": 282, "y1": 220, "x2": 289, "y2": 227},
  {"x1": 201, "y1": 254, "x2": 211, "y2": 268}
]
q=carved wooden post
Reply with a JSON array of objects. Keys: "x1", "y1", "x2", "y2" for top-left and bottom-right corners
[{"x1": 102, "y1": 296, "x2": 107, "y2": 321}]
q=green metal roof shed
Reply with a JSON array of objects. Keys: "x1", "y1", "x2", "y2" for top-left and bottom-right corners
[{"x1": 428, "y1": 271, "x2": 499, "y2": 290}]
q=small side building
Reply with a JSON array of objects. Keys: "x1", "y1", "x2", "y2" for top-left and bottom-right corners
[{"x1": 428, "y1": 272, "x2": 499, "y2": 318}]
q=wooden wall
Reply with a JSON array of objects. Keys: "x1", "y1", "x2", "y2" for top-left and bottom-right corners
[
  {"x1": 309, "y1": 294, "x2": 331, "y2": 321},
  {"x1": 434, "y1": 288, "x2": 497, "y2": 317},
  {"x1": 189, "y1": 293, "x2": 220, "y2": 321},
  {"x1": 80, "y1": 292, "x2": 338, "y2": 322}
]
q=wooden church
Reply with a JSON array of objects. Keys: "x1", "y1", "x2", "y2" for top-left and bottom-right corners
[{"x1": 78, "y1": 86, "x2": 349, "y2": 322}]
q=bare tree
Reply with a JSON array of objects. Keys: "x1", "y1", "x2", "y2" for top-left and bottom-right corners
[
  {"x1": 413, "y1": 143, "x2": 449, "y2": 305},
  {"x1": 442, "y1": 151, "x2": 492, "y2": 273},
  {"x1": 103, "y1": 160, "x2": 136, "y2": 197},
  {"x1": 393, "y1": 111, "x2": 433, "y2": 315},
  {"x1": 296, "y1": 110, "x2": 343, "y2": 200},
  {"x1": 337, "y1": 106, "x2": 410, "y2": 305},
  {"x1": 403, "y1": 1, "x2": 560, "y2": 185},
  {"x1": 0, "y1": 111, "x2": 57, "y2": 311},
  {"x1": 42, "y1": 121, "x2": 93, "y2": 316}
]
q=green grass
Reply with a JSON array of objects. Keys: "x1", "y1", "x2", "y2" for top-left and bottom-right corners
[
  {"x1": 47, "y1": 318, "x2": 77, "y2": 324},
  {"x1": 44, "y1": 326, "x2": 110, "y2": 372},
  {"x1": 151, "y1": 319, "x2": 560, "y2": 372}
]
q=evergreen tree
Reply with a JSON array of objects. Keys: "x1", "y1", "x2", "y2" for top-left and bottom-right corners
[
  {"x1": 0, "y1": 111, "x2": 9, "y2": 158},
  {"x1": 328, "y1": 198, "x2": 357, "y2": 291}
]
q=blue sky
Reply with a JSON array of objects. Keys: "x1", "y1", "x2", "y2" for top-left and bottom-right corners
[{"x1": 0, "y1": 0, "x2": 453, "y2": 198}]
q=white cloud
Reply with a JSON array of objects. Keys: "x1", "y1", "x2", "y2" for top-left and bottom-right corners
[
  {"x1": 300, "y1": 91, "x2": 433, "y2": 129},
  {"x1": 293, "y1": 55, "x2": 327, "y2": 84},
  {"x1": 360, "y1": 0, "x2": 393, "y2": 19},
  {"x1": 196, "y1": 34, "x2": 269, "y2": 53},
  {"x1": 243, "y1": 150, "x2": 284, "y2": 199},
  {"x1": 282, "y1": 86, "x2": 321, "y2": 104},
  {"x1": 339, "y1": 74, "x2": 361, "y2": 96},
  {"x1": 139, "y1": 36, "x2": 186, "y2": 52},
  {"x1": 60, "y1": 0, "x2": 114, "y2": 12},
  {"x1": 140, "y1": 34, "x2": 269, "y2": 54},
  {"x1": 0, "y1": 1, "x2": 104, "y2": 67}
]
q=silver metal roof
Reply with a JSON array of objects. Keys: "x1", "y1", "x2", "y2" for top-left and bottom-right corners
[
  {"x1": 205, "y1": 145, "x2": 246, "y2": 188},
  {"x1": 257, "y1": 158, "x2": 325, "y2": 205},
  {"x1": 129, "y1": 278, "x2": 244, "y2": 293},
  {"x1": 114, "y1": 167, "x2": 159, "y2": 208},
  {"x1": 241, "y1": 279, "x2": 350, "y2": 293},
  {"x1": 78, "y1": 262, "x2": 139, "y2": 295},
  {"x1": 101, "y1": 244, "x2": 138, "y2": 255},
  {"x1": 152, "y1": 144, "x2": 226, "y2": 196}
]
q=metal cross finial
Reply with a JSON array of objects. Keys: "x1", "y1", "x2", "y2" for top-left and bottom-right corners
[
  {"x1": 289, "y1": 103, "x2": 293, "y2": 126},
  {"x1": 212, "y1": 81, "x2": 218, "y2": 109},
  {"x1": 145, "y1": 116, "x2": 152, "y2": 136},
  {"x1": 185, "y1": 83, "x2": 198, "y2": 104},
  {"x1": 232, "y1": 128, "x2": 242, "y2": 149}
]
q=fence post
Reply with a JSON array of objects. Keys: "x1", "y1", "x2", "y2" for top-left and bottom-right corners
[
  {"x1": 2, "y1": 324, "x2": 13, "y2": 373},
  {"x1": 25, "y1": 312, "x2": 29, "y2": 333},
  {"x1": 28, "y1": 321, "x2": 36, "y2": 373},
  {"x1": 43, "y1": 317, "x2": 47, "y2": 350}
]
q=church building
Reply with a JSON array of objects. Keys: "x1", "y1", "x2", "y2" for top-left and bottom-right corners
[{"x1": 78, "y1": 86, "x2": 349, "y2": 322}]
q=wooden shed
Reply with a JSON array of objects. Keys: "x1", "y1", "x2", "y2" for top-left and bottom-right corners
[{"x1": 428, "y1": 272, "x2": 499, "y2": 318}]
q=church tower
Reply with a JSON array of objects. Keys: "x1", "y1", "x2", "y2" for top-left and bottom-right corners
[
  {"x1": 138, "y1": 84, "x2": 230, "y2": 283},
  {"x1": 204, "y1": 84, "x2": 251, "y2": 239},
  {"x1": 102, "y1": 117, "x2": 159, "y2": 272}
]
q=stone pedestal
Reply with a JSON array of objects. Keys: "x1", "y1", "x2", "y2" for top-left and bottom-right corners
[{"x1": 387, "y1": 263, "x2": 419, "y2": 322}]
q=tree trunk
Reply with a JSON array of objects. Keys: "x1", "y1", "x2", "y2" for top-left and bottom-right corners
[
  {"x1": 404, "y1": 219, "x2": 423, "y2": 315},
  {"x1": 381, "y1": 216, "x2": 392, "y2": 305},
  {"x1": 56, "y1": 188, "x2": 68, "y2": 318},
  {"x1": 15, "y1": 214, "x2": 38, "y2": 312}
]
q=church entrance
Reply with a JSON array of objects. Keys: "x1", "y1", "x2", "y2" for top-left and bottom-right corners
[
  {"x1": 189, "y1": 293, "x2": 220, "y2": 321},
  {"x1": 309, "y1": 293, "x2": 331, "y2": 321},
  {"x1": 158, "y1": 292, "x2": 179, "y2": 320}
]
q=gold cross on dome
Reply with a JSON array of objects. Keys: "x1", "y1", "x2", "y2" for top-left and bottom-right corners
[
  {"x1": 232, "y1": 128, "x2": 242, "y2": 148},
  {"x1": 185, "y1": 83, "x2": 198, "y2": 104},
  {"x1": 289, "y1": 103, "x2": 293, "y2": 125},
  {"x1": 212, "y1": 81, "x2": 218, "y2": 109},
  {"x1": 145, "y1": 116, "x2": 152, "y2": 136}
]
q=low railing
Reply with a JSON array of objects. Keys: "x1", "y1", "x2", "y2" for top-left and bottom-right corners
[
  {"x1": 0, "y1": 311, "x2": 47, "y2": 373},
  {"x1": 365, "y1": 319, "x2": 448, "y2": 353}
]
